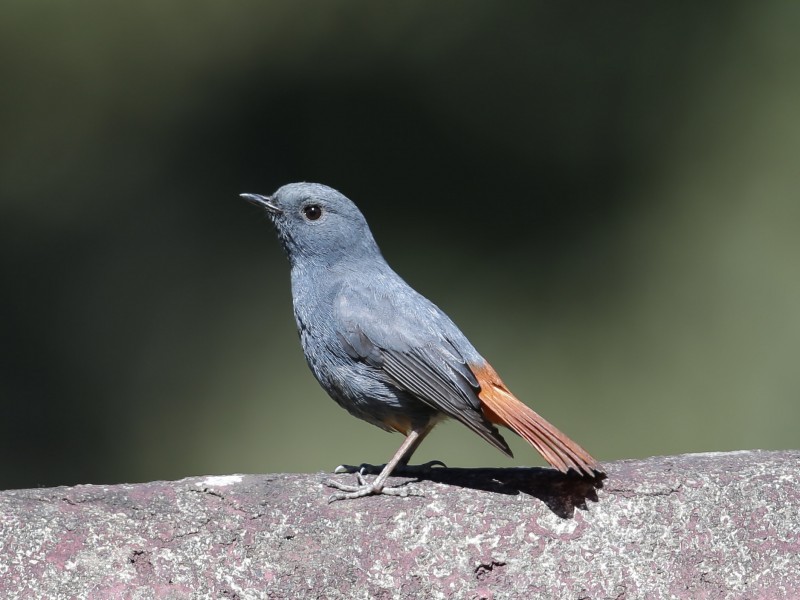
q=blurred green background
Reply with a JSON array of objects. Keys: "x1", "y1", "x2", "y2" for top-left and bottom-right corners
[{"x1": 2, "y1": 2, "x2": 799, "y2": 490}]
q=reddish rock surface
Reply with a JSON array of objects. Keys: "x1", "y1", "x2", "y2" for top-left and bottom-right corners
[{"x1": 1, "y1": 450, "x2": 798, "y2": 599}]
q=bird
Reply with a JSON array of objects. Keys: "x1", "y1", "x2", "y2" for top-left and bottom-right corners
[{"x1": 241, "y1": 182, "x2": 603, "y2": 500}]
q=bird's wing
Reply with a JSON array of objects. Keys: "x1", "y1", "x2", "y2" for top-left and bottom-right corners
[{"x1": 335, "y1": 289, "x2": 512, "y2": 456}]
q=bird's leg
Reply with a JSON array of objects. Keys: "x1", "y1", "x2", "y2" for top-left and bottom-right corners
[
  {"x1": 327, "y1": 424, "x2": 437, "y2": 501},
  {"x1": 333, "y1": 421, "x2": 446, "y2": 476},
  {"x1": 395, "y1": 427, "x2": 446, "y2": 470}
]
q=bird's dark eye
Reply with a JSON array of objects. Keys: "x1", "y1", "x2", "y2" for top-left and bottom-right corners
[{"x1": 303, "y1": 204, "x2": 323, "y2": 221}]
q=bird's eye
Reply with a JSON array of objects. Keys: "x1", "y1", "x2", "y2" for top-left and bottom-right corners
[{"x1": 303, "y1": 204, "x2": 323, "y2": 221}]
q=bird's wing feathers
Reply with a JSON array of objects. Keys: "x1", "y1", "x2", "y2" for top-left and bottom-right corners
[
  {"x1": 335, "y1": 287, "x2": 512, "y2": 456},
  {"x1": 381, "y1": 343, "x2": 479, "y2": 417}
]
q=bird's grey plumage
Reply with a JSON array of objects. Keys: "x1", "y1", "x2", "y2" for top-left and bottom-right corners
[
  {"x1": 252, "y1": 182, "x2": 512, "y2": 455},
  {"x1": 243, "y1": 182, "x2": 603, "y2": 501}
]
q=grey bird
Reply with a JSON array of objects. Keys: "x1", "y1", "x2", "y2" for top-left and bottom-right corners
[{"x1": 241, "y1": 182, "x2": 602, "y2": 500}]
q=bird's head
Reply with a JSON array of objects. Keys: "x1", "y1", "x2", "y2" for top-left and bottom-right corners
[{"x1": 241, "y1": 182, "x2": 381, "y2": 267}]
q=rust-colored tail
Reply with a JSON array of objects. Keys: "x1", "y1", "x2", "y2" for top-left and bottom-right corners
[{"x1": 471, "y1": 362, "x2": 603, "y2": 477}]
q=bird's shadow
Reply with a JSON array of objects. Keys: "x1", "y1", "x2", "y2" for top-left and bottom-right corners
[{"x1": 392, "y1": 465, "x2": 605, "y2": 519}]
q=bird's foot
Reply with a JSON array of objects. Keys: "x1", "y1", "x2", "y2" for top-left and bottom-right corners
[
  {"x1": 396, "y1": 460, "x2": 447, "y2": 474},
  {"x1": 334, "y1": 462, "x2": 383, "y2": 476},
  {"x1": 325, "y1": 471, "x2": 422, "y2": 503},
  {"x1": 333, "y1": 459, "x2": 447, "y2": 476}
]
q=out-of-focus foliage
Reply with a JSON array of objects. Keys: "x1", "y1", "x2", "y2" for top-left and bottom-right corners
[{"x1": 2, "y1": 1, "x2": 799, "y2": 489}]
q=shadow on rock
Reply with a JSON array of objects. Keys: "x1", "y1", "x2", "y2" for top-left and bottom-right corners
[{"x1": 393, "y1": 465, "x2": 605, "y2": 519}]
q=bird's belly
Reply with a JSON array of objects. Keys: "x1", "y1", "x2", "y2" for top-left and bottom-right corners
[{"x1": 312, "y1": 358, "x2": 438, "y2": 434}]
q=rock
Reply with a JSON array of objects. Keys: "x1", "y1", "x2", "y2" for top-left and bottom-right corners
[{"x1": 1, "y1": 451, "x2": 798, "y2": 599}]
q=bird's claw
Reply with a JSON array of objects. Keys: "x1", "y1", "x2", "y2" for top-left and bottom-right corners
[
  {"x1": 407, "y1": 460, "x2": 447, "y2": 471},
  {"x1": 324, "y1": 477, "x2": 422, "y2": 503},
  {"x1": 333, "y1": 460, "x2": 447, "y2": 476},
  {"x1": 327, "y1": 458, "x2": 445, "y2": 501},
  {"x1": 333, "y1": 462, "x2": 384, "y2": 475}
]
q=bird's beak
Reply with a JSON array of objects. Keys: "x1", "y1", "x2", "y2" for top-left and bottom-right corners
[{"x1": 240, "y1": 193, "x2": 282, "y2": 214}]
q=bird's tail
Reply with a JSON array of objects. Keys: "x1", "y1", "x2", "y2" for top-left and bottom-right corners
[{"x1": 471, "y1": 362, "x2": 603, "y2": 477}]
